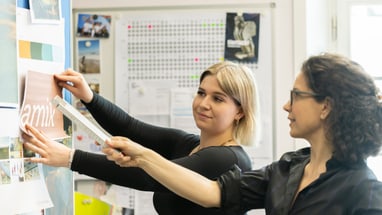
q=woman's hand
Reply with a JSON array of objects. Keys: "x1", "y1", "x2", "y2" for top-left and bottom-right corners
[
  {"x1": 54, "y1": 68, "x2": 94, "y2": 103},
  {"x1": 102, "y1": 136, "x2": 147, "y2": 167},
  {"x1": 22, "y1": 124, "x2": 72, "y2": 167}
]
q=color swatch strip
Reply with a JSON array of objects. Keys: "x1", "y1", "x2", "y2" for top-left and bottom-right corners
[{"x1": 18, "y1": 40, "x2": 63, "y2": 62}]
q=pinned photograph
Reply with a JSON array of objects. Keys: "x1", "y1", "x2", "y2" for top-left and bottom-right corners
[
  {"x1": 0, "y1": 161, "x2": 11, "y2": 184},
  {"x1": 77, "y1": 13, "x2": 111, "y2": 38},
  {"x1": 224, "y1": 12, "x2": 260, "y2": 63},
  {"x1": 29, "y1": 0, "x2": 61, "y2": 24},
  {"x1": 78, "y1": 40, "x2": 100, "y2": 74}
]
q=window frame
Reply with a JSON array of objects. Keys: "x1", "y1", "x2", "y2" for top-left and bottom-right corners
[{"x1": 335, "y1": 0, "x2": 382, "y2": 180}]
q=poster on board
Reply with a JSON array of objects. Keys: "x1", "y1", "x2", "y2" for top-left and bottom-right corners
[
  {"x1": 224, "y1": 12, "x2": 260, "y2": 63},
  {"x1": 77, "y1": 13, "x2": 111, "y2": 38},
  {"x1": 77, "y1": 40, "x2": 101, "y2": 74},
  {"x1": 29, "y1": 0, "x2": 62, "y2": 24}
]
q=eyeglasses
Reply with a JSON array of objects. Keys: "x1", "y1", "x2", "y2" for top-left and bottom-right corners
[{"x1": 290, "y1": 89, "x2": 323, "y2": 106}]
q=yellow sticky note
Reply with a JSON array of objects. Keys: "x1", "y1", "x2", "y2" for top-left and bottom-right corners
[{"x1": 75, "y1": 192, "x2": 112, "y2": 215}]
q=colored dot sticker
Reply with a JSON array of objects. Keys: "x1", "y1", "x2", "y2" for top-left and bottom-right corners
[{"x1": 191, "y1": 75, "x2": 200, "y2": 80}]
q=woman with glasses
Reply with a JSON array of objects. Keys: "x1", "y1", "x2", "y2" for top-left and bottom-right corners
[{"x1": 101, "y1": 53, "x2": 382, "y2": 214}]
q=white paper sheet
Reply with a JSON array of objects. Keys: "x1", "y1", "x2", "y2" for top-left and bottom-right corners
[
  {"x1": 170, "y1": 88, "x2": 199, "y2": 134},
  {"x1": 128, "y1": 80, "x2": 177, "y2": 115}
]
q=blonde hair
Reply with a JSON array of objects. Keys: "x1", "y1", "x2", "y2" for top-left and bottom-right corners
[{"x1": 200, "y1": 61, "x2": 261, "y2": 146}]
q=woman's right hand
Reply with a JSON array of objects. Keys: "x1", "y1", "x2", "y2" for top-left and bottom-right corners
[{"x1": 54, "y1": 69, "x2": 94, "y2": 103}]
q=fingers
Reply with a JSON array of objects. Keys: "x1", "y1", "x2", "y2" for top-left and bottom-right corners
[
  {"x1": 23, "y1": 142, "x2": 47, "y2": 158},
  {"x1": 102, "y1": 138, "x2": 141, "y2": 168},
  {"x1": 54, "y1": 69, "x2": 94, "y2": 102},
  {"x1": 56, "y1": 68, "x2": 80, "y2": 78},
  {"x1": 55, "y1": 75, "x2": 82, "y2": 88},
  {"x1": 22, "y1": 128, "x2": 48, "y2": 164},
  {"x1": 107, "y1": 136, "x2": 129, "y2": 149},
  {"x1": 103, "y1": 148, "x2": 123, "y2": 162},
  {"x1": 21, "y1": 124, "x2": 72, "y2": 167},
  {"x1": 103, "y1": 148, "x2": 134, "y2": 167},
  {"x1": 26, "y1": 157, "x2": 47, "y2": 164},
  {"x1": 102, "y1": 147, "x2": 120, "y2": 157},
  {"x1": 22, "y1": 135, "x2": 48, "y2": 161},
  {"x1": 103, "y1": 147, "x2": 124, "y2": 160},
  {"x1": 25, "y1": 124, "x2": 47, "y2": 142},
  {"x1": 54, "y1": 69, "x2": 84, "y2": 87},
  {"x1": 22, "y1": 125, "x2": 48, "y2": 151}
]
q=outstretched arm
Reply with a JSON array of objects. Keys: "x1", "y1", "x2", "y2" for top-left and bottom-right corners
[{"x1": 103, "y1": 136, "x2": 222, "y2": 208}]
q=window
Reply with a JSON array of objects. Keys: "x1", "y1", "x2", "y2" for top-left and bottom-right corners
[
  {"x1": 349, "y1": 4, "x2": 382, "y2": 78},
  {"x1": 336, "y1": 0, "x2": 382, "y2": 180}
]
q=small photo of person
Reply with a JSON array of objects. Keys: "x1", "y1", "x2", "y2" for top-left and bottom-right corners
[
  {"x1": 29, "y1": 0, "x2": 61, "y2": 23},
  {"x1": 77, "y1": 13, "x2": 111, "y2": 38}
]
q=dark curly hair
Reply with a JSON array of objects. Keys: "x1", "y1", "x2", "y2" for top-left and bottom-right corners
[{"x1": 301, "y1": 53, "x2": 382, "y2": 164}]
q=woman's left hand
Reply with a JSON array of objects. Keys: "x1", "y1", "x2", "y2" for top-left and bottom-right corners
[{"x1": 22, "y1": 124, "x2": 72, "y2": 167}]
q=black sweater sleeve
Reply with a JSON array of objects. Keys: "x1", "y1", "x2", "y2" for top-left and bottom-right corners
[
  {"x1": 83, "y1": 93, "x2": 199, "y2": 158},
  {"x1": 71, "y1": 150, "x2": 158, "y2": 191},
  {"x1": 71, "y1": 146, "x2": 251, "y2": 192}
]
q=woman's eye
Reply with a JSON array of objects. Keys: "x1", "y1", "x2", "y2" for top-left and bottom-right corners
[
  {"x1": 214, "y1": 96, "x2": 224, "y2": 102},
  {"x1": 197, "y1": 91, "x2": 205, "y2": 96}
]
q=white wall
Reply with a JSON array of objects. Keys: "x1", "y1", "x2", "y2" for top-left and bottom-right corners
[
  {"x1": 292, "y1": 0, "x2": 333, "y2": 149},
  {"x1": 71, "y1": 0, "x2": 336, "y2": 158},
  {"x1": 72, "y1": 0, "x2": 296, "y2": 160}
]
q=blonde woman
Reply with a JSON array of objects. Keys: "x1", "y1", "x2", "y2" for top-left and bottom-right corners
[{"x1": 23, "y1": 61, "x2": 261, "y2": 215}]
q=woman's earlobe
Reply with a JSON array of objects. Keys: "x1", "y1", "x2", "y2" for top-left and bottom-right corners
[
  {"x1": 236, "y1": 112, "x2": 244, "y2": 121},
  {"x1": 320, "y1": 97, "x2": 332, "y2": 119}
]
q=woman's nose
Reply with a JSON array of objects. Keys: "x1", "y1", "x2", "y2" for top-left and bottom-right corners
[
  {"x1": 283, "y1": 100, "x2": 291, "y2": 112},
  {"x1": 199, "y1": 97, "x2": 211, "y2": 109}
]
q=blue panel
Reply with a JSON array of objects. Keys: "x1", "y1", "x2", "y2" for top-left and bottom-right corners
[
  {"x1": 17, "y1": 0, "x2": 29, "y2": 9},
  {"x1": 61, "y1": 0, "x2": 71, "y2": 69}
]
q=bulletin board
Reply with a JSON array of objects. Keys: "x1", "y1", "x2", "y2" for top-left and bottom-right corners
[
  {"x1": 0, "y1": 0, "x2": 73, "y2": 214},
  {"x1": 114, "y1": 4, "x2": 275, "y2": 166},
  {"x1": 71, "y1": 3, "x2": 274, "y2": 215}
]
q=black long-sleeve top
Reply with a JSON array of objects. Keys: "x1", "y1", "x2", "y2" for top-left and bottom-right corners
[
  {"x1": 71, "y1": 93, "x2": 252, "y2": 215},
  {"x1": 218, "y1": 147, "x2": 382, "y2": 215}
]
